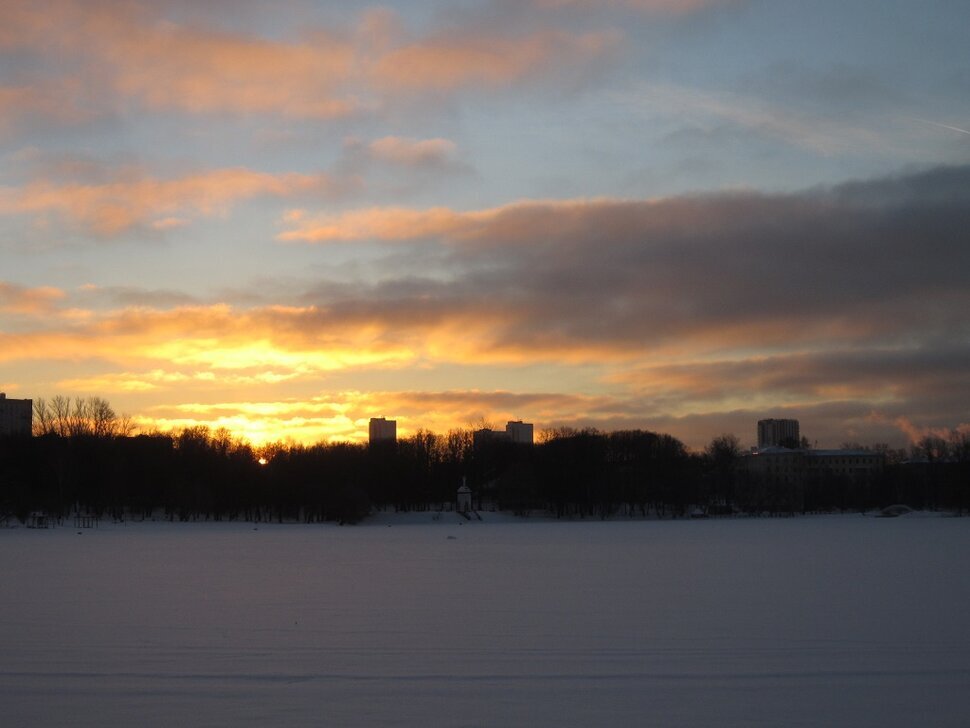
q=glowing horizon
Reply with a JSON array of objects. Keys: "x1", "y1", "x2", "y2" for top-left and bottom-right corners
[{"x1": 2, "y1": 0, "x2": 969, "y2": 451}]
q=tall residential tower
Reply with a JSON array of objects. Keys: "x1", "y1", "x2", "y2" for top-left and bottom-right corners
[
  {"x1": 368, "y1": 417, "x2": 397, "y2": 444},
  {"x1": 0, "y1": 393, "x2": 32, "y2": 436},
  {"x1": 757, "y1": 418, "x2": 800, "y2": 449}
]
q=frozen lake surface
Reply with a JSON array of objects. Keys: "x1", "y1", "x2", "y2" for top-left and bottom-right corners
[{"x1": 2, "y1": 513, "x2": 969, "y2": 727}]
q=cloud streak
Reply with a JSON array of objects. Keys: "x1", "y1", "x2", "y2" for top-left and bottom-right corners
[
  {"x1": 0, "y1": 1, "x2": 623, "y2": 127},
  {"x1": 621, "y1": 83, "x2": 888, "y2": 155},
  {"x1": 1, "y1": 167, "x2": 333, "y2": 236},
  {"x1": 914, "y1": 118, "x2": 970, "y2": 136},
  {"x1": 0, "y1": 282, "x2": 66, "y2": 314}
]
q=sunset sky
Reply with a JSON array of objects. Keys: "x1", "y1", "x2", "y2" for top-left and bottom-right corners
[{"x1": 2, "y1": 0, "x2": 968, "y2": 449}]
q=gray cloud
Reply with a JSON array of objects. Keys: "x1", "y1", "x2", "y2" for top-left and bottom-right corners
[
  {"x1": 291, "y1": 164, "x2": 970, "y2": 356},
  {"x1": 78, "y1": 284, "x2": 199, "y2": 309}
]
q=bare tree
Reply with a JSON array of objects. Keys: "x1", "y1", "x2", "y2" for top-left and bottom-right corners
[
  {"x1": 31, "y1": 394, "x2": 133, "y2": 438},
  {"x1": 537, "y1": 426, "x2": 580, "y2": 443},
  {"x1": 68, "y1": 397, "x2": 90, "y2": 437},
  {"x1": 33, "y1": 398, "x2": 54, "y2": 435},
  {"x1": 469, "y1": 417, "x2": 496, "y2": 432},
  {"x1": 50, "y1": 395, "x2": 72, "y2": 437},
  {"x1": 116, "y1": 413, "x2": 136, "y2": 437},
  {"x1": 89, "y1": 397, "x2": 116, "y2": 437}
]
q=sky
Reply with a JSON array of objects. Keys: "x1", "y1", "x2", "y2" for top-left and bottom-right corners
[{"x1": 1, "y1": 0, "x2": 969, "y2": 450}]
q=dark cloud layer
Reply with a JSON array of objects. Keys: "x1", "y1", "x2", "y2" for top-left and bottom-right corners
[{"x1": 294, "y1": 164, "x2": 970, "y2": 356}]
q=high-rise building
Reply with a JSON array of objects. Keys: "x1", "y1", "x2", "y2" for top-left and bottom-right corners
[
  {"x1": 0, "y1": 393, "x2": 32, "y2": 436},
  {"x1": 505, "y1": 420, "x2": 534, "y2": 445},
  {"x1": 368, "y1": 417, "x2": 396, "y2": 444},
  {"x1": 473, "y1": 419, "x2": 534, "y2": 448},
  {"x1": 757, "y1": 418, "x2": 800, "y2": 449}
]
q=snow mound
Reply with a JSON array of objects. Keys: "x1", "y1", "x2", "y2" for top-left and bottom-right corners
[{"x1": 878, "y1": 504, "x2": 913, "y2": 518}]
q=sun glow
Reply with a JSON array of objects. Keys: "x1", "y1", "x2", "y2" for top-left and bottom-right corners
[
  {"x1": 145, "y1": 339, "x2": 415, "y2": 372},
  {"x1": 137, "y1": 411, "x2": 366, "y2": 446}
]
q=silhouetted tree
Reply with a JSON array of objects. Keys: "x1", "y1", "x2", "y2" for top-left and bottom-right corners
[{"x1": 705, "y1": 433, "x2": 741, "y2": 514}]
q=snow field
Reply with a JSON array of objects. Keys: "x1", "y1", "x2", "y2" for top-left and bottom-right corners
[{"x1": 1, "y1": 514, "x2": 968, "y2": 727}]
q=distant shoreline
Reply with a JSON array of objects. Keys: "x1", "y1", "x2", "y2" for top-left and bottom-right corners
[{"x1": 2, "y1": 507, "x2": 962, "y2": 532}]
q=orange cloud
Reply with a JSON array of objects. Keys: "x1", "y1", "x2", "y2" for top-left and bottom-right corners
[
  {"x1": 0, "y1": 1, "x2": 361, "y2": 119},
  {"x1": 0, "y1": 285, "x2": 635, "y2": 404},
  {"x1": 872, "y1": 414, "x2": 970, "y2": 446},
  {"x1": 0, "y1": 2, "x2": 621, "y2": 124},
  {"x1": 277, "y1": 205, "x2": 472, "y2": 243},
  {"x1": 0, "y1": 303, "x2": 422, "y2": 369},
  {"x1": 54, "y1": 368, "x2": 301, "y2": 395},
  {"x1": 1, "y1": 168, "x2": 330, "y2": 235},
  {"x1": 276, "y1": 198, "x2": 615, "y2": 243},
  {"x1": 108, "y1": 26, "x2": 359, "y2": 118},
  {"x1": 0, "y1": 282, "x2": 66, "y2": 314}
]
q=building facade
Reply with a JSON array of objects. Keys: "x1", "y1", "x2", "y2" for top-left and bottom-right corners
[
  {"x1": 505, "y1": 420, "x2": 534, "y2": 445},
  {"x1": 0, "y1": 393, "x2": 32, "y2": 436},
  {"x1": 757, "y1": 418, "x2": 800, "y2": 449},
  {"x1": 473, "y1": 420, "x2": 535, "y2": 448},
  {"x1": 741, "y1": 446, "x2": 884, "y2": 487},
  {"x1": 368, "y1": 417, "x2": 396, "y2": 444},
  {"x1": 806, "y1": 449, "x2": 885, "y2": 484}
]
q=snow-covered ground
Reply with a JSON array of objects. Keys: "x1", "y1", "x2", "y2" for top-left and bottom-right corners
[{"x1": 2, "y1": 513, "x2": 968, "y2": 727}]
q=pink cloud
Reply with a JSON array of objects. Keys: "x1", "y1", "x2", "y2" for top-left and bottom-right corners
[
  {"x1": 276, "y1": 198, "x2": 626, "y2": 243},
  {"x1": 0, "y1": 281, "x2": 66, "y2": 314},
  {"x1": 1, "y1": 167, "x2": 331, "y2": 236},
  {"x1": 277, "y1": 205, "x2": 472, "y2": 243},
  {"x1": 875, "y1": 414, "x2": 970, "y2": 445},
  {"x1": 0, "y1": 2, "x2": 622, "y2": 124}
]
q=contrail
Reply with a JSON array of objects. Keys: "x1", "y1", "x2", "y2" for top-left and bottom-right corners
[{"x1": 914, "y1": 117, "x2": 970, "y2": 135}]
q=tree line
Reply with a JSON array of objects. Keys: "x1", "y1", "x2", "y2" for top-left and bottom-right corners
[
  {"x1": 1, "y1": 398, "x2": 967, "y2": 524},
  {"x1": 32, "y1": 396, "x2": 135, "y2": 438}
]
